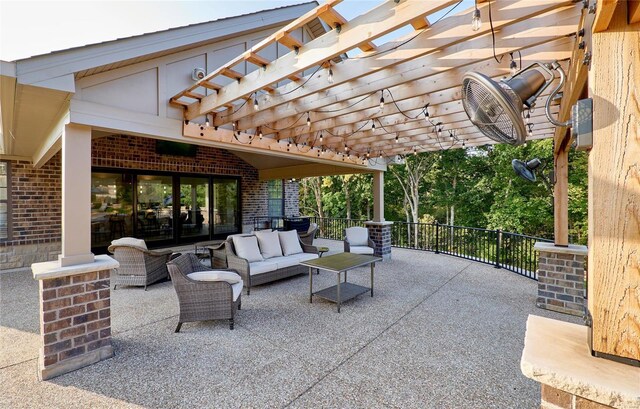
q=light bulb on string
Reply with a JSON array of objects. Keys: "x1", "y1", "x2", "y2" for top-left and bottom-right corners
[
  {"x1": 306, "y1": 113, "x2": 311, "y2": 127},
  {"x1": 328, "y1": 67, "x2": 334, "y2": 84},
  {"x1": 379, "y1": 91, "x2": 385, "y2": 109},
  {"x1": 344, "y1": 143, "x2": 349, "y2": 152},
  {"x1": 372, "y1": 121, "x2": 376, "y2": 131},
  {"x1": 258, "y1": 129, "x2": 263, "y2": 140},
  {"x1": 319, "y1": 132, "x2": 323, "y2": 143},
  {"x1": 413, "y1": 146, "x2": 417, "y2": 156},
  {"x1": 462, "y1": 140, "x2": 466, "y2": 148},
  {"x1": 205, "y1": 115, "x2": 210, "y2": 127},
  {"x1": 509, "y1": 54, "x2": 518, "y2": 77},
  {"x1": 471, "y1": 4, "x2": 482, "y2": 31},
  {"x1": 424, "y1": 104, "x2": 430, "y2": 119},
  {"x1": 395, "y1": 134, "x2": 399, "y2": 143},
  {"x1": 253, "y1": 96, "x2": 259, "y2": 110}
]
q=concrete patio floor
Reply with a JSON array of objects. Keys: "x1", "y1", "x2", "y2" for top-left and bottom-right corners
[{"x1": 0, "y1": 239, "x2": 581, "y2": 408}]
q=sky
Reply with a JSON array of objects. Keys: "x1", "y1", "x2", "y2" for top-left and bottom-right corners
[{"x1": 0, "y1": 0, "x2": 473, "y2": 62}]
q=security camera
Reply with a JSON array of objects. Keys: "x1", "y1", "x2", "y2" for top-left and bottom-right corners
[{"x1": 192, "y1": 68, "x2": 206, "y2": 81}]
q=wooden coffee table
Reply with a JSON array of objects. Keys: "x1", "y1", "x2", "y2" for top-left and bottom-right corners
[{"x1": 300, "y1": 252, "x2": 382, "y2": 313}]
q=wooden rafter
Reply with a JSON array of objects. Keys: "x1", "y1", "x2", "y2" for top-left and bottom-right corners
[
  {"x1": 220, "y1": 0, "x2": 579, "y2": 128},
  {"x1": 183, "y1": 0, "x2": 459, "y2": 119}
]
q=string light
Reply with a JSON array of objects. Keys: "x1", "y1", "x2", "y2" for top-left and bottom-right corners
[
  {"x1": 258, "y1": 128, "x2": 263, "y2": 140},
  {"x1": 344, "y1": 143, "x2": 349, "y2": 152},
  {"x1": 413, "y1": 146, "x2": 417, "y2": 156},
  {"x1": 253, "y1": 96, "x2": 259, "y2": 110},
  {"x1": 319, "y1": 132, "x2": 323, "y2": 143},
  {"x1": 509, "y1": 53, "x2": 518, "y2": 76},
  {"x1": 424, "y1": 104, "x2": 430, "y2": 119},
  {"x1": 462, "y1": 140, "x2": 466, "y2": 147},
  {"x1": 306, "y1": 113, "x2": 311, "y2": 127},
  {"x1": 205, "y1": 116, "x2": 210, "y2": 127},
  {"x1": 372, "y1": 121, "x2": 376, "y2": 131},
  {"x1": 379, "y1": 91, "x2": 385, "y2": 109},
  {"x1": 395, "y1": 134, "x2": 399, "y2": 143},
  {"x1": 471, "y1": 1, "x2": 482, "y2": 31}
]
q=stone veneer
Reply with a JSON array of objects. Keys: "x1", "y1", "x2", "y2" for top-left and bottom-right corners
[
  {"x1": 1, "y1": 135, "x2": 299, "y2": 269},
  {"x1": 365, "y1": 221, "x2": 393, "y2": 260},
  {"x1": 535, "y1": 242, "x2": 588, "y2": 316},
  {"x1": 32, "y1": 255, "x2": 119, "y2": 380},
  {"x1": 521, "y1": 315, "x2": 639, "y2": 409}
]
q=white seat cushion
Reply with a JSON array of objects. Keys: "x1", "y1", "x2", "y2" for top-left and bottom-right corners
[
  {"x1": 350, "y1": 245, "x2": 374, "y2": 255},
  {"x1": 279, "y1": 230, "x2": 303, "y2": 256},
  {"x1": 248, "y1": 260, "x2": 279, "y2": 275},
  {"x1": 186, "y1": 272, "x2": 243, "y2": 302},
  {"x1": 307, "y1": 223, "x2": 318, "y2": 233},
  {"x1": 254, "y1": 230, "x2": 283, "y2": 259},
  {"x1": 292, "y1": 252, "x2": 319, "y2": 263},
  {"x1": 187, "y1": 270, "x2": 242, "y2": 284},
  {"x1": 268, "y1": 256, "x2": 299, "y2": 269},
  {"x1": 232, "y1": 235, "x2": 264, "y2": 262},
  {"x1": 111, "y1": 237, "x2": 147, "y2": 249},
  {"x1": 345, "y1": 227, "x2": 369, "y2": 246}
]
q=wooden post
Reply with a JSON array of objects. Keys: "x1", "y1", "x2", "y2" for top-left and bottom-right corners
[
  {"x1": 553, "y1": 140, "x2": 569, "y2": 247},
  {"x1": 588, "y1": 1, "x2": 640, "y2": 362}
]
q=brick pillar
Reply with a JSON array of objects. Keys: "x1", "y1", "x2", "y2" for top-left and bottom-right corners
[
  {"x1": 534, "y1": 242, "x2": 588, "y2": 317},
  {"x1": 32, "y1": 255, "x2": 119, "y2": 380},
  {"x1": 365, "y1": 221, "x2": 393, "y2": 260}
]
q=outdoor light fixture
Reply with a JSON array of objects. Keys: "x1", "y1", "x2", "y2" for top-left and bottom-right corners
[
  {"x1": 372, "y1": 121, "x2": 376, "y2": 131},
  {"x1": 306, "y1": 113, "x2": 311, "y2": 127},
  {"x1": 327, "y1": 67, "x2": 334, "y2": 84},
  {"x1": 205, "y1": 116, "x2": 210, "y2": 127},
  {"x1": 319, "y1": 133, "x2": 323, "y2": 143},
  {"x1": 424, "y1": 104, "x2": 430, "y2": 119},
  {"x1": 471, "y1": 3, "x2": 482, "y2": 31},
  {"x1": 253, "y1": 96, "x2": 259, "y2": 110},
  {"x1": 258, "y1": 128, "x2": 263, "y2": 140},
  {"x1": 395, "y1": 134, "x2": 399, "y2": 143},
  {"x1": 413, "y1": 146, "x2": 417, "y2": 155},
  {"x1": 462, "y1": 61, "x2": 593, "y2": 146},
  {"x1": 192, "y1": 68, "x2": 206, "y2": 81},
  {"x1": 379, "y1": 91, "x2": 385, "y2": 109}
]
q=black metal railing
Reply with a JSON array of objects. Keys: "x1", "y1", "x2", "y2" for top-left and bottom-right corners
[{"x1": 307, "y1": 217, "x2": 551, "y2": 280}]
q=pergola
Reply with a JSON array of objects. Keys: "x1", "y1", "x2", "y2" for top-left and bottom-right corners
[{"x1": 20, "y1": 0, "x2": 638, "y2": 402}]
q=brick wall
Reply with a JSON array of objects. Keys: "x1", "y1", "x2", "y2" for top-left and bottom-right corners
[
  {"x1": 366, "y1": 222, "x2": 392, "y2": 260},
  {"x1": 0, "y1": 154, "x2": 62, "y2": 269},
  {"x1": 1, "y1": 134, "x2": 277, "y2": 269},
  {"x1": 284, "y1": 180, "x2": 300, "y2": 216},
  {"x1": 541, "y1": 385, "x2": 615, "y2": 409},
  {"x1": 39, "y1": 269, "x2": 113, "y2": 380},
  {"x1": 537, "y1": 248, "x2": 586, "y2": 316}
]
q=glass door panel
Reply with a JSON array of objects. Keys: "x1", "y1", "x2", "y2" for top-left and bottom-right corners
[
  {"x1": 90, "y1": 173, "x2": 134, "y2": 247},
  {"x1": 136, "y1": 175, "x2": 173, "y2": 242},
  {"x1": 178, "y1": 176, "x2": 210, "y2": 241},
  {"x1": 213, "y1": 179, "x2": 239, "y2": 235}
]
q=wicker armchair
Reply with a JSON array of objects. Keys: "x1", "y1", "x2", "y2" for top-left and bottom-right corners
[
  {"x1": 108, "y1": 238, "x2": 173, "y2": 290},
  {"x1": 344, "y1": 227, "x2": 375, "y2": 255},
  {"x1": 167, "y1": 253, "x2": 242, "y2": 332},
  {"x1": 298, "y1": 223, "x2": 318, "y2": 246}
]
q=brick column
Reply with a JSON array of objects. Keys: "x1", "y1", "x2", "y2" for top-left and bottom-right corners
[
  {"x1": 534, "y1": 243, "x2": 588, "y2": 317},
  {"x1": 365, "y1": 221, "x2": 393, "y2": 260},
  {"x1": 32, "y1": 255, "x2": 119, "y2": 380}
]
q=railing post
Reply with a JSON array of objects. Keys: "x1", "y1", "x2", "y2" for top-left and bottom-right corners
[
  {"x1": 435, "y1": 222, "x2": 440, "y2": 254},
  {"x1": 495, "y1": 229, "x2": 501, "y2": 269}
]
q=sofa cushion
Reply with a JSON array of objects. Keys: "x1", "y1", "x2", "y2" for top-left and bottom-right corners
[
  {"x1": 294, "y1": 252, "x2": 319, "y2": 263},
  {"x1": 349, "y1": 245, "x2": 374, "y2": 255},
  {"x1": 232, "y1": 235, "x2": 263, "y2": 262},
  {"x1": 187, "y1": 270, "x2": 242, "y2": 284},
  {"x1": 279, "y1": 230, "x2": 303, "y2": 256},
  {"x1": 269, "y1": 256, "x2": 299, "y2": 269},
  {"x1": 346, "y1": 227, "x2": 369, "y2": 246},
  {"x1": 111, "y1": 237, "x2": 147, "y2": 250},
  {"x1": 231, "y1": 282, "x2": 243, "y2": 301},
  {"x1": 254, "y1": 230, "x2": 283, "y2": 259},
  {"x1": 248, "y1": 260, "x2": 279, "y2": 275}
]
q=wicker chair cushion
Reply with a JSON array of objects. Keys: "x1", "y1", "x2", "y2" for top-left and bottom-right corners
[
  {"x1": 187, "y1": 270, "x2": 242, "y2": 284},
  {"x1": 232, "y1": 235, "x2": 264, "y2": 262},
  {"x1": 278, "y1": 230, "x2": 303, "y2": 256},
  {"x1": 346, "y1": 227, "x2": 369, "y2": 246},
  {"x1": 254, "y1": 230, "x2": 283, "y2": 259},
  {"x1": 307, "y1": 223, "x2": 318, "y2": 233},
  {"x1": 111, "y1": 237, "x2": 147, "y2": 249},
  {"x1": 350, "y1": 245, "x2": 375, "y2": 255},
  {"x1": 248, "y1": 260, "x2": 279, "y2": 275}
]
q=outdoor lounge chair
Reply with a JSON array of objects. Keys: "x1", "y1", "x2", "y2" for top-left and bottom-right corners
[
  {"x1": 344, "y1": 227, "x2": 375, "y2": 255},
  {"x1": 298, "y1": 222, "x2": 318, "y2": 245},
  {"x1": 108, "y1": 237, "x2": 173, "y2": 290},
  {"x1": 167, "y1": 253, "x2": 242, "y2": 331}
]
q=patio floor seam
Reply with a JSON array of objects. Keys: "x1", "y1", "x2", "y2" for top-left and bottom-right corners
[{"x1": 283, "y1": 260, "x2": 474, "y2": 408}]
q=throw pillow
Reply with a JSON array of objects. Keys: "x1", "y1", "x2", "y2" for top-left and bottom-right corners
[
  {"x1": 187, "y1": 270, "x2": 242, "y2": 284},
  {"x1": 232, "y1": 235, "x2": 264, "y2": 262},
  {"x1": 279, "y1": 230, "x2": 303, "y2": 256},
  {"x1": 254, "y1": 230, "x2": 283, "y2": 259}
]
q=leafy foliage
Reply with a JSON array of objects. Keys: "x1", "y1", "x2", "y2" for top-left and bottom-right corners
[{"x1": 298, "y1": 139, "x2": 588, "y2": 244}]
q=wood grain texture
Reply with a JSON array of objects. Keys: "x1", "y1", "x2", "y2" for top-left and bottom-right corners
[{"x1": 588, "y1": 1, "x2": 640, "y2": 361}]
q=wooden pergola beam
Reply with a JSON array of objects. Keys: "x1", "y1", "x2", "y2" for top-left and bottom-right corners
[
  {"x1": 185, "y1": 0, "x2": 452, "y2": 118},
  {"x1": 231, "y1": 4, "x2": 580, "y2": 130}
]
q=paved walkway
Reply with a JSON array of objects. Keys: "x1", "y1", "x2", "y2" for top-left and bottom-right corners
[{"x1": 0, "y1": 240, "x2": 579, "y2": 408}]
